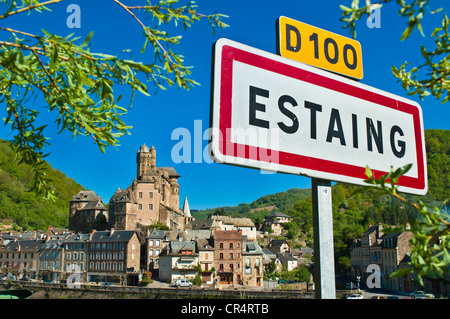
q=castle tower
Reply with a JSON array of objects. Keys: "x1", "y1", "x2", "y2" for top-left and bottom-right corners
[{"x1": 136, "y1": 143, "x2": 156, "y2": 179}]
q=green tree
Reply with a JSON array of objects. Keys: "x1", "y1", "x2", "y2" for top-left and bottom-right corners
[
  {"x1": 340, "y1": 0, "x2": 449, "y2": 103},
  {"x1": 0, "y1": 0, "x2": 228, "y2": 200}
]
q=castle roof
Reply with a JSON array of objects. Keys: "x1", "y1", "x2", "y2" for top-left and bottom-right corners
[
  {"x1": 138, "y1": 143, "x2": 156, "y2": 153},
  {"x1": 71, "y1": 190, "x2": 101, "y2": 202},
  {"x1": 182, "y1": 196, "x2": 191, "y2": 218},
  {"x1": 138, "y1": 143, "x2": 149, "y2": 153},
  {"x1": 79, "y1": 200, "x2": 107, "y2": 211},
  {"x1": 159, "y1": 167, "x2": 180, "y2": 178},
  {"x1": 90, "y1": 230, "x2": 136, "y2": 243}
]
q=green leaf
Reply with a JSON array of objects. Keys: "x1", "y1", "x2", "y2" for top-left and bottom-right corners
[{"x1": 400, "y1": 24, "x2": 414, "y2": 41}]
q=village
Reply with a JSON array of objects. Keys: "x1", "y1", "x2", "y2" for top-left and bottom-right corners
[
  {"x1": 0, "y1": 144, "x2": 449, "y2": 295},
  {"x1": 0, "y1": 144, "x2": 313, "y2": 289},
  {"x1": 0, "y1": 144, "x2": 447, "y2": 299}
]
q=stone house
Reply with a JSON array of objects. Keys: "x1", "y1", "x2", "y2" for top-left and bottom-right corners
[
  {"x1": 39, "y1": 238, "x2": 65, "y2": 282},
  {"x1": 146, "y1": 229, "x2": 165, "y2": 276},
  {"x1": 381, "y1": 231, "x2": 414, "y2": 291},
  {"x1": 242, "y1": 241, "x2": 264, "y2": 287},
  {"x1": 159, "y1": 240, "x2": 199, "y2": 284},
  {"x1": 86, "y1": 229, "x2": 141, "y2": 285},
  {"x1": 350, "y1": 223, "x2": 421, "y2": 291},
  {"x1": 213, "y1": 230, "x2": 243, "y2": 285},
  {"x1": 144, "y1": 228, "x2": 211, "y2": 278},
  {"x1": 196, "y1": 238, "x2": 215, "y2": 285},
  {"x1": 211, "y1": 216, "x2": 257, "y2": 241},
  {"x1": 64, "y1": 233, "x2": 90, "y2": 283},
  {"x1": 277, "y1": 253, "x2": 299, "y2": 272},
  {"x1": 267, "y1": 239, "x2": 291, "y2": 254},
  {"x1": 263, "y1": 212, "x2": 291, "y2": 235},
  {"x1": 0, "y1": 239, "x2": 43, "y2": 280},
  {"x1": 350, "y1": 223, "x2": 384, "y2": 283},
  {"x1": 69, "y1": 190, "x2": 108, "y2": 233}
]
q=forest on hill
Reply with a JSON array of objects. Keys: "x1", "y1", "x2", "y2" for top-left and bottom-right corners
[{"x1": 0, "y1": 139, "x2": 84, "y2": 231}]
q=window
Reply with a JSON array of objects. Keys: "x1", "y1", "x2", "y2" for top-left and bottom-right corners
[
  {"x1": 149, "y1": 204, "x2": 153, "y2": 210},
  {"x1": 219, "y1": 253, "x2": 224, "y2": 260},
  {"x1": 229, "y1": 243, "x2": 233, "y2": 249},
  {"x1": 138, "y1": 204, "x2": 142, "y2": 210},
  {"x1": 139, "y1": 192, "x2": 142, "y2": 198},
  {"x1": 149, "y1": 192, "x2": 153, "y2": 198},
  {"x1": 219, "y1": 243, "x2": 224, "y2": 249}
]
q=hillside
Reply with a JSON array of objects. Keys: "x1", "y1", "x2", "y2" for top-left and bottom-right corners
[
  {"x1": 0, "y1": 139, "x2": 85, "y2": 231},
  {"x1": 192, "y1": 188, "x2": 311, "y2": 222},
  {"x1": 193, "y1": 129, "x2": 449, "y2": 220}
]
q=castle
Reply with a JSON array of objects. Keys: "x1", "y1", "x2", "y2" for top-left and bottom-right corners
[{"x1": 69, "y1": 144, "x2": 193, "y2": 233}]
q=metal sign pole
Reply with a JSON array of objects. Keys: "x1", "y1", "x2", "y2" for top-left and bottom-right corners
[{"x1": 312, "y1": 178, "x2": 336, "y2": 299}]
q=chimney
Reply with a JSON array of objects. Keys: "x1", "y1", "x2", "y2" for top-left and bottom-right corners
[{"x1": 46, "y1": 225, "x2": 53, "y2": 239}]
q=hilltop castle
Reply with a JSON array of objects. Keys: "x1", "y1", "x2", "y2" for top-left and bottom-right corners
[{"x1": 69, "y1": 144, "x2": 193, "y2": 233}]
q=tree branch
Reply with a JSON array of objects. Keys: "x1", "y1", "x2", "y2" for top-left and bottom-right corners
[{"x1": 0, "y1": 0, "x2": 65, "y2": 20}]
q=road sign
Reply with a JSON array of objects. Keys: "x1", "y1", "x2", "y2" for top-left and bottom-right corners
[
  {"x1": 210, "y1": 38, "x2": 427, "y2": 195},
  {"x1": 277, "y1": 16, "x2": 363, "y2": 80}
]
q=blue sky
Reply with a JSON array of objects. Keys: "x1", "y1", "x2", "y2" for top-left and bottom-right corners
[{"x1": 1, "y1": 0, "x2": 449, "y2": 210}]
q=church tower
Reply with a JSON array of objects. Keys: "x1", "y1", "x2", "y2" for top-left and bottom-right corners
[{"x1": 136, "y1": 143, "x2": 156, "y2": 179}]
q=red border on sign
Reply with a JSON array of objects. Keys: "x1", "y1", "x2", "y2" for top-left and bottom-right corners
[{"x1": 217, "y1": 44, "x2": 426, "y2": 191}]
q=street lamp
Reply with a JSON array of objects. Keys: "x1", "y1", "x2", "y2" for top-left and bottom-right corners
[{"x1": 356, "y1": 276, "x2": 361, "y2": 292}]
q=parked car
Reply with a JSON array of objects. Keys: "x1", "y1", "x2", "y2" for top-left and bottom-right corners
[
  {"x1": 409, "y1": 291, "x2": 434, "y2": 299},
  {"x1": 347, "y1": 293, "x2": 363, "y2": 299},
  {"x1": 171, "y1": 279, "x2": 192, "y2": 287},
  {"x1": 42, "y1": 278, "x2": 54, "y2": 283}
]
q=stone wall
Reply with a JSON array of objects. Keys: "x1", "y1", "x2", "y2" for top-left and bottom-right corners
[{"x1": 0, "y1": 280, "x2": 314, "y2": 299}]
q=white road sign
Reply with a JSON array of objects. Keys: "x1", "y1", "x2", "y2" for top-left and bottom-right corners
[{"x1": 209, "y1": 38, "x2": 427, "y2": 195}]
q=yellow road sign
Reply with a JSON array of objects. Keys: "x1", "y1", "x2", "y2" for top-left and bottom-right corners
[{"x1": 277, "y1": 16, "x2": 363, "y2": 80}]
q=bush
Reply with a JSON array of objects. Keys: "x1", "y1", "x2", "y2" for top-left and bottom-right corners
[{"x1": 140, "y1": 271, "x2": 153, "y2": 286}]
